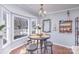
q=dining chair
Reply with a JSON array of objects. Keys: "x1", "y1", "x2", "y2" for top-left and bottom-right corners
[
  {"x1": 27, "y1": 44, "x2": 37, "y2": 54},
  {"x1": 26, "y1": 39, "x2": 37, "y2": 54},
  {"x1": 44, "y1": 41, "x2": 53, "y2": 54}
]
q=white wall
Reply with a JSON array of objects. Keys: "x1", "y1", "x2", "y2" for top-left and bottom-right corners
[{"x1": 42, "y1": 7, "x2": 79, "y2": 47}]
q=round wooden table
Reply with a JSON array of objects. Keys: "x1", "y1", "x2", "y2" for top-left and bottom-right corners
[{"x1": 29, "y1": 33, "x2": 50, "y2": 54}]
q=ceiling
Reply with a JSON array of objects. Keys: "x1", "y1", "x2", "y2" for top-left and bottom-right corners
[{"x1": 10, "y1": 4, "x2": 79, "y2": 17}]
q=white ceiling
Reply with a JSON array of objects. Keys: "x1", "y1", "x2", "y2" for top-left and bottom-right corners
[{"x1": 9, "y1": 4, "x2": 79, "y2": 17}]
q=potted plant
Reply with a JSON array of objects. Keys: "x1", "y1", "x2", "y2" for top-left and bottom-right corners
[{"x1": 0, "y1": 25, "x2": 5, "y2": 31}]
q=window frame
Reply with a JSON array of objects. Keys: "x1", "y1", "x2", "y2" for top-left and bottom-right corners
[{"x1": 12, "y1": 14, "x2": 29, "y2": 41}]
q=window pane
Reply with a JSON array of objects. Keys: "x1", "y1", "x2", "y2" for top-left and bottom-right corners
[
  {"x1": 3, "y1": 11, "x2": 7, "y2": 45},
  {"x1": 14, "y1": 16, "x2": 28, "y2": 40}
]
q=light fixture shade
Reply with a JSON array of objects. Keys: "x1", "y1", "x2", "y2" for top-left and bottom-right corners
[{"x1": 44, "y1": 11, "x2": 46, "y2": 14}]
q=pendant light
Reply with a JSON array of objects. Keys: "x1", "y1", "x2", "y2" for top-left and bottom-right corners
[{"x1": 39, "y1": 4, "x2": 47, "y2": 17}]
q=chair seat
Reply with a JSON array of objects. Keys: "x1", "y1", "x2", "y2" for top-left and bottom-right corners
[
  {"x1": 27, "y1": 44, "x2": 37, "y2": 51},
  {"x1": 45, "y1": 41, "x2": 53, "y2": 46}
]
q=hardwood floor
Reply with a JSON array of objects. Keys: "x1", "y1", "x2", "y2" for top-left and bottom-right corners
[
  {"x1": 53, "y1": 45, "x2": 73, "y2": 54},
  {"x1": 10, "y1": 44, "x2": 73, "y2": 54}
]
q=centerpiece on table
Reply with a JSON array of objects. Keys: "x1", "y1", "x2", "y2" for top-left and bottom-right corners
[{"x1": 36, "y1": 25, "x2": 43, "y2": 37}]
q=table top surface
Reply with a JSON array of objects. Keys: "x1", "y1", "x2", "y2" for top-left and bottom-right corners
[{"x1": 29, "y1": 33, "x2": 50, "y2": 40}]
